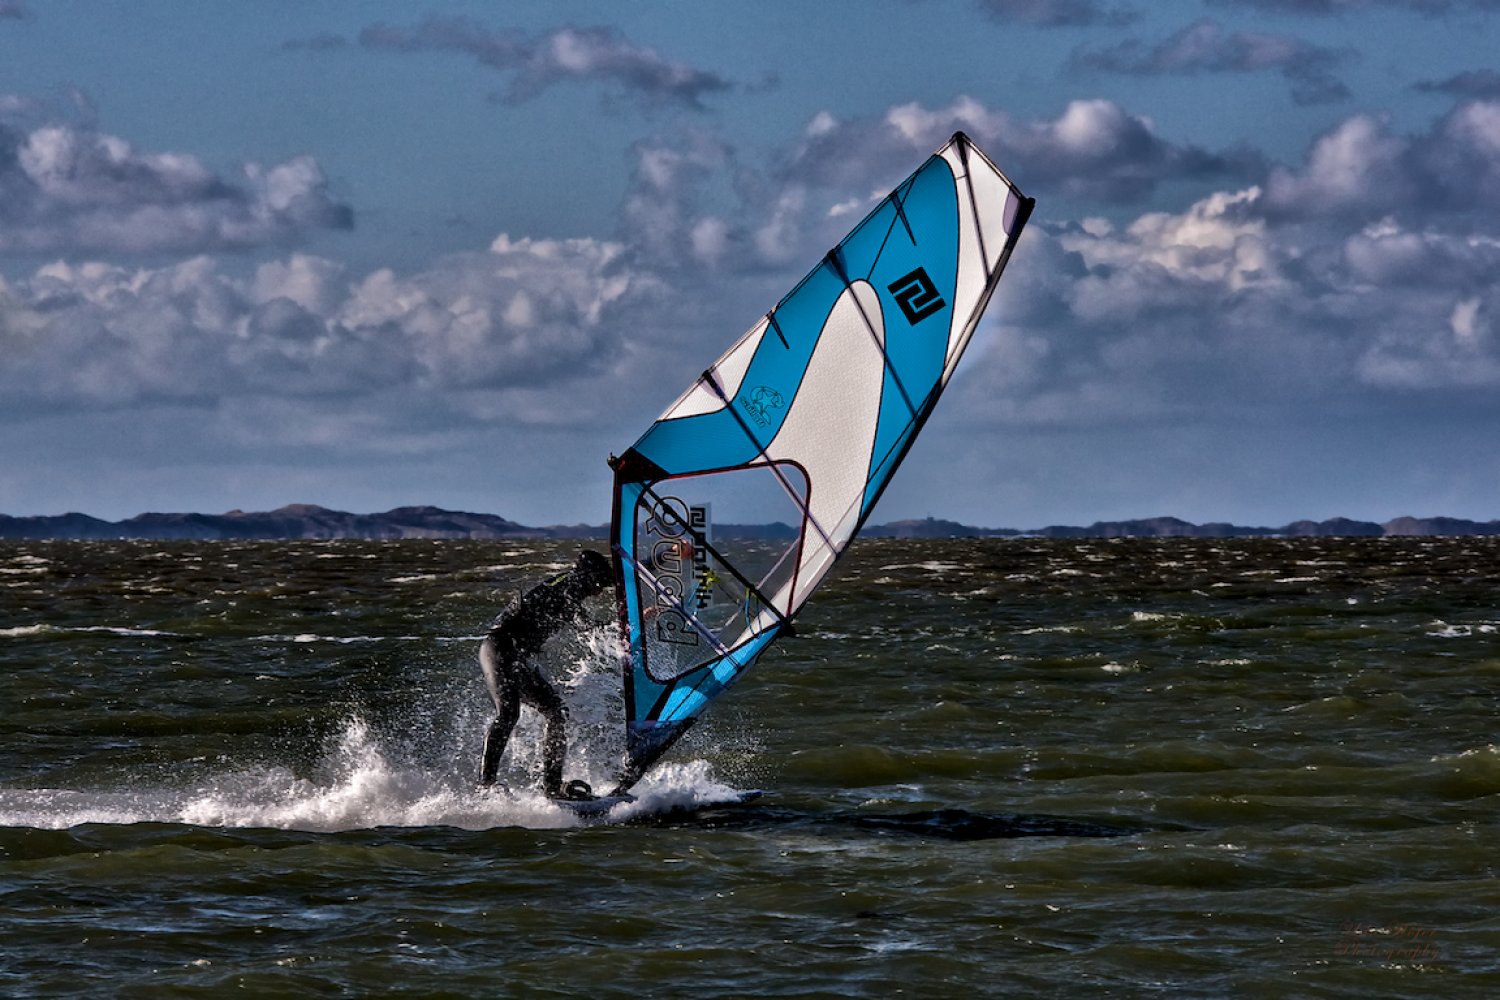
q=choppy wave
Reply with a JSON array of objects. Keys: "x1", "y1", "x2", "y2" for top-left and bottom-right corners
[
  {"x1": 1, "y1": 623, "x2": 186, "y2": 639},
  {"x1": 5, "y1": 536, "x2": 1500, "y2": 996}
]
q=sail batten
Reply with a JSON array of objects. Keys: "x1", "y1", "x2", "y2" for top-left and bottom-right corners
[{"x1": 608, "y1": 131, "x2": 1033, "y2": 790}]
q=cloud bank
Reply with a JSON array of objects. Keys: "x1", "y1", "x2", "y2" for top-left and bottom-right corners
[
  {"x1": 8, "y1": 94, "x2": 1499, "y2": 426},
  {"x1": 774, "y1": 97, "x2": 1259, "y2": 212},
  {"x1": 355, "y1": 16, "x2": 736, "y2": 110},
  {"x1": 1262, "y1": 100, "x2": 1500, "y2": 220},
  {"x1": 5, "y1": 88, "x2": 1500, "y2": 523},
  {"x1": 1076, "y1": 19, "x2": 1352, "y2": 105},
  {"x1": 980, "y1": 186, "x2": 1500, "y2": 432},
  {"x1": 0, "y1": 236, "x2": 636, "y2": 413},
  {"x1": 0, "y1": 110, "x2": 352, "y2": 256}
]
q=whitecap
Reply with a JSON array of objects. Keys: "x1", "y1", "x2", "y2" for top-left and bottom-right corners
[{"x1": 0, "y1": 624, "x2": 53, "y2": 638}]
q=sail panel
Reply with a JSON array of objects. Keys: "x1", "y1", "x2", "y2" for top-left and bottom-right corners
[
  {"x1": 662, "y1": 316, "x2": 770, "y2": 422},
  {"x1": 624, "y1": 464, "x2": 806, "y2": 685},
  {"x1": 943, "y1": 140, "x2": 1032, "y2": 383},
  {"x1": 760, "y1": 281, "x2": 887, "y2": 608}
]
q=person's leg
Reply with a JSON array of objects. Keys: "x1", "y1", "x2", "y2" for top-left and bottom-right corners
[
  {"x1": 517, "y1": 664, "x2": 569, "y2": 796},
  {"x1": 480, "y1": 703, "x2": 520, "y2": 786},
  {"x1": 479, "y1": 633, "x2": 507, "y2": 713},
  {"x1": 479, "y1": 637, "x2": 520, "y2": 786}
]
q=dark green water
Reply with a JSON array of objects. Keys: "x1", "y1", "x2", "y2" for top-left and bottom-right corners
[{"x1": 3, "y1": 537, "x2": 1499, "y2": 997}]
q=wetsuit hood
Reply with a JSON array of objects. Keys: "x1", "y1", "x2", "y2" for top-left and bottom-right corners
[{"x1": 570, "y1": 549, "x2": 612, "y2": 597}]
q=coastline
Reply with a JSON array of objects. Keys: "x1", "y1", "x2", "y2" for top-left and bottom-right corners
[{"x1": 4, "y1": 505, "x2": 1498, "y2": 541}]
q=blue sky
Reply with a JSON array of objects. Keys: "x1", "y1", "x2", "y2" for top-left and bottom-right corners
[{"x1": 3, "y1": 0, "x2": 1500, "y2": 528}]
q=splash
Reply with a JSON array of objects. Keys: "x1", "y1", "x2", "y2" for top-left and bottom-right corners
[
  {"x1": 0, "y1": 715, "x2": 751, "y2": 833},
  {"x1": 0, "y1": 611, "x2": 753, "y2": 833}
]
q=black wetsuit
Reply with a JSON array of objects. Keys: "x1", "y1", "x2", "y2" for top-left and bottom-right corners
[{"x1": 478, "y1": 572, "x2": 593, "y2": 792}]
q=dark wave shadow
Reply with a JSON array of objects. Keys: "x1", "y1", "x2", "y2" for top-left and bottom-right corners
[
  {"x1": 844, "y1": 808, "x2": 1146, "y2": 840},
  {"x1": 637, "y1": 803, "x2": 1159, "y2": 840}
]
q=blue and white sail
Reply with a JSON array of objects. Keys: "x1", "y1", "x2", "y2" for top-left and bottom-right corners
[{"x1": 608, "y1": 131, "x2": 1033, "y2": 789}]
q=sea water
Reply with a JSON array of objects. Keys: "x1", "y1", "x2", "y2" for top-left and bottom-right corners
[{"x1": 2, "y1": 537, "x2": 1498, "y2": 997}]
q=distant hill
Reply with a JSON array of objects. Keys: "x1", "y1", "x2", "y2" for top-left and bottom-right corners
[
  {"x1": 2, "y1": 506, "x2": 1498, "y2": 541},
  {"x1": 862, "y1": 517, "x2": 1019, "y2": 539},
  {"x1": 0, "y1": 505, "x2": 594, "y2": 541},
  {"x1": 863, "y1": 514, "x2": 1500, "y2": 539},
  {"x1": 1021, "y1": 515, "x2": 1499, "y2": 538}
]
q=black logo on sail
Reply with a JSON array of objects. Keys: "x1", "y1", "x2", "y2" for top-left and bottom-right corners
[
  {"x1": 887, "y1": 267, "x2": 945, "y2": 325},
  {"x1": 740, "y1": 385, "x2": 785, "y2": 427}
]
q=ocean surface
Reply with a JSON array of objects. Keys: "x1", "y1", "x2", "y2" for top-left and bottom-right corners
[{"x1": 2, "y1": 537, "x2": 1498, "y2": 997}]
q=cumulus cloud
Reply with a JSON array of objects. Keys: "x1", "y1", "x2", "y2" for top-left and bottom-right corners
[
  {"x1": 585, "y1": 99, "x2": 1264, "y2": 301},
  {"x1": 356, "y1": 16, "x2": 735, "y2": 110},
  {"x1": 618, "y1": 129, "x2": 737, "y2": 269},
  {"x1": 953, "y1": 184, "x2": 1500, "y2": 438},
  {"x1": 1340, "y1": 218, "x2": 1500, "y2": 289},
  {"x1": 1076, "y1": 19, "x2": 1353, "y2": 105},
  {"x1": 0, "y1": 112, "x2": 352, "y2": 255},
  {"x1": 346, "y1": 234, "x2": 634, "y2": 390},
  {"x1": 776, "y1": 97, "x2": 1258, "y2": 208},
  {"x1": 975, "y1": 0, "x2": 1136, "y2": 27},
  {"x1": 0, "y1": 235, "x2": 638, "y2": 412},
  {"x1": 1335, "y1": 218, "x2": 1500, "y2": 388},
  {"x1": 987, "y1": 191, "x2": 1305, "y2": 420},
  {"x1": 10, "y1": 89, "x2": 1500, "y2": 519},
  {"x1": 1262, "y1": 100, "x2": 1500, "y2": 220},
  {"x1": 596, "y1": 100, "x2": 1241, "y2": 281},
  {"x1": 945, "y1": 94, "x2": 1500, "y2": 418}
]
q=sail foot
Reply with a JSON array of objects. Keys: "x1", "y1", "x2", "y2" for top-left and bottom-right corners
[{"x1": 614, "y1": 718, "x2": 697, "y2": 794}]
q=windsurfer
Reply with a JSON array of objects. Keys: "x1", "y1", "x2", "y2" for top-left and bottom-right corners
[{"x1": 478, "y1": 549, "x2": 613, "y2": 799}]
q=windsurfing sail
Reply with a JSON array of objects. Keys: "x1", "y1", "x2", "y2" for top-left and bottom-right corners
[{"x1": 608, "y1": 131, "x2": 1034, "y2": 790}]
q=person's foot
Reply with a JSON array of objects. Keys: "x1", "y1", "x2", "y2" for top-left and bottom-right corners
[{"x1": 553, "y1": 779, "x2": 594, "y2": 801}]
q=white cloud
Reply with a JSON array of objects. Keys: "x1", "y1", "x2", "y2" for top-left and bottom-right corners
[
  {"x1": 1063, "y1": 187, "x2": 1278, "y2": 306},
  {"x1": 1263, "y1": 113, "x2": 1411, "y2": 216},
  {"x1": 1357, "y1": 291, "x2": 1500, "y2": 389},
  {"x1": 0, "y1": 113, "x2": 352, "y2": 255},
  {"x1": 618, "y1": 130, "x2": 736, "y2": 269},
  {"x1": 252, "y1": 253, "x2": 347, "y2": 315},
  {"x1": 1264, "y1": 99, "x2": 1500, "y2": 219},
  {"x1": 346, "y1": 234, "x2": 632, "y2": 390},
  {"x1": 952, "y1": 151, "x2": 1500, "y2": 433},
  {"x1": 9, "y1": 90, "x2": 1500, "y2": 527},
  {"x1": 1340, "y1": 217, "x2": 1500, "y2": 287},
  {"x1": 10, "y1": 95, "x2": 1500, "y2": 431},
  {"x1": 0, "y1": 234, "x2": 638, "y2": 411},
  {"x1": 598, "y1": 100, "x2": 1263, "y2": 293},
  {"x1": 688, "y1": 216, "x2": 730, "y2": 263},
  {"x1": 779, "y1": 97, "x2": 1258, "y2": 208}
]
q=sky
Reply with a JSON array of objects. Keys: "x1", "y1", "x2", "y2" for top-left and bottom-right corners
[{"x1": 3, "y1": 0, "x2": 1500, "y2": 529}]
